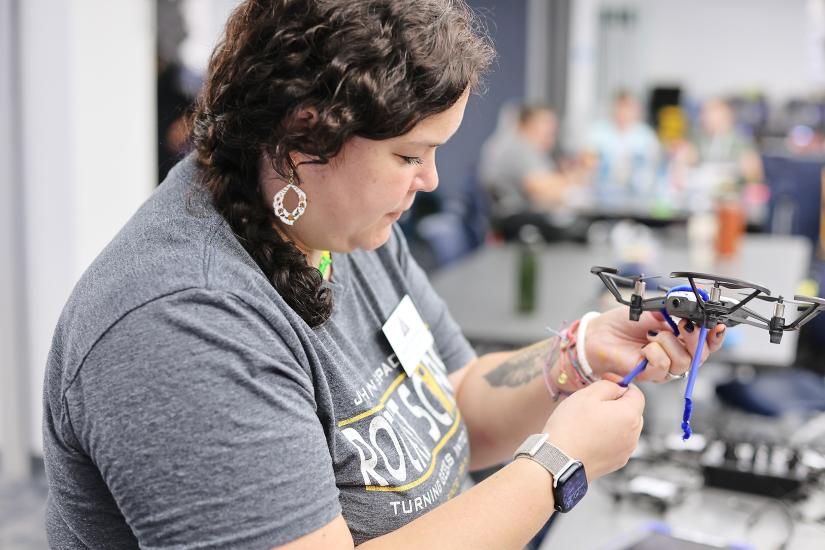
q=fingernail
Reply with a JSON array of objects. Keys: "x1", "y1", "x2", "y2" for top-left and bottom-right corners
[
  {"x1": 685, "y1": 321, "x2": 695, "y2": 333},
  {"x1": 647, "y1": 330, "x2": 658, "y2": 337},
  {"x1": 716, "y1": 326, "x2": 726, "y2": 338}
]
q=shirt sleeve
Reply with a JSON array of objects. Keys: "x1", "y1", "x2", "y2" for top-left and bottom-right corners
[
  {"x1": 65, "y1": 288, "x2": 342, "y2": 549},
  {"x1": 390, "y1": 225, "x2": 477, "y2": 373}
]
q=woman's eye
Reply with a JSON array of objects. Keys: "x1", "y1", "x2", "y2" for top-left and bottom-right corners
[{"x1": 399, "y1": 155, "x2": 423, "y2": 166}]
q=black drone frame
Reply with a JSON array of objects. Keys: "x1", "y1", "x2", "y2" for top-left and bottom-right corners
[{"x1": 591, "y1": 266, "x2": 825, "y2": 344}]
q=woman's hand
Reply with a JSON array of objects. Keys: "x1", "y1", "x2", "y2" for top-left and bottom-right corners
[
  {"x1": 584, "y1": 306, "x2": 727, "y2": 382},
  {"x1": 543, "y1": 380, "x2": 645, "y2": 480}
]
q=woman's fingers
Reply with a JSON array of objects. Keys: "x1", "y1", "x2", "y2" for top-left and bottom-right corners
[
  {"x1": 640, "y1": 321, "x2": 726, "y2": 382},
  {"x1": 646, "y1": 330, "x2": 693, "y2": 378},
  {"x1": 638, "y1": 341, "x2": 671, "y2": 382},
  {"x1": 676, "y1": 319, "x2": 711, "y2": 362},
  {"x1": 706, "y1": 324, "x2": 727, "y2": 353}
]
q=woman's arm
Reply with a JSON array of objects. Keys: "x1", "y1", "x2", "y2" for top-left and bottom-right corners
[
  {"x1": 271, "y1": 458, "x2": 554, "y2": 550},
  {"x1": 272, "y1": 380, "x2": 645, "y2": 550},
  {"x1": 449, "y1": 338, "x2": 565, "y2": 470}
]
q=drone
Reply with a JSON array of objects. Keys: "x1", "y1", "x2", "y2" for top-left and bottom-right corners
[{"x1": 591, "y1": 266, "x2": 825, "y2": 440}]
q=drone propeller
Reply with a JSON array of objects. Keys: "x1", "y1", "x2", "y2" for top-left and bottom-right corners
[
  {"x1": 793, "y1": 294, "x2": 825, "y2": 306},
  {"x1": 671, "y1": 271, "x2": 770, "y2": 294},
  {"x1": 630, "y1": 274, "x2": 663, "y2": 281},
  {"x1": 737, "y1": 293, "x2": 809, "y2": 306}
]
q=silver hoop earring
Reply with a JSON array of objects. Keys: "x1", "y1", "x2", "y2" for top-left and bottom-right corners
[{"x1": 272, "y1": 168, "x2": 307, "y2": 226}]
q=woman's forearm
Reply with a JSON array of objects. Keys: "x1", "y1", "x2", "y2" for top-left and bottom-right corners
[
  {"x1": 357, "y1": 458, "x2": 554, "y2": 550},
  {"x1": 455, "y1": 337, "x2": 573, "y2": 470}
]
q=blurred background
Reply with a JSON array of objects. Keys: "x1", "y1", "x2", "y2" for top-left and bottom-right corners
[{"x1": 3, "y1": 0, "x2": 825, "y2": 548}]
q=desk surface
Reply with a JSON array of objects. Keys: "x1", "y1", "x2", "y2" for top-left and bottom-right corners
[
  {"x1": 539, "y1": 479, "x2": 825, "y2": 550},
  {"x1": 431, "y1": 235, "x2": 812, "y2": 367},
  {"x1": 536, "y1": 377, "x2": 825, "y2": 549}
]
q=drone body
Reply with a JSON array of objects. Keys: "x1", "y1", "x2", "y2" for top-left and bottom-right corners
[{"x1": 591, "y1": 267, "x2": 825, "y2": 345}]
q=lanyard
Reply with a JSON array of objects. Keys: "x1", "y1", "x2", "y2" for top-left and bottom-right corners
[{"x1": 318, "y1": 250, "x2": 332, "y2": 279}]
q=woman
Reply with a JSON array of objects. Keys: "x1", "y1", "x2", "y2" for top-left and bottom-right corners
[{"x1": 43, "y1": 1, "x2": 725, "y2": 548}]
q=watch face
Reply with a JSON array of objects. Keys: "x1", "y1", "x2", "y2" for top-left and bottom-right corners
[{"x1": 554, "y1": 462, "x2": 588, "y2": 512}]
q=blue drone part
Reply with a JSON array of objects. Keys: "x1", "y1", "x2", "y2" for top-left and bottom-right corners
[
  {"x1": 619, "y1": 358, "x2": 649, "y2": 388},
  {"x1": 681, "y1": 325, "x2": 708, "y2": 440}
]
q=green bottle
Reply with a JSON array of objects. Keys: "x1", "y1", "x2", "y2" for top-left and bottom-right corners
[{"x1": 517, "y1": 224, "x2": 541, "y2": 314}]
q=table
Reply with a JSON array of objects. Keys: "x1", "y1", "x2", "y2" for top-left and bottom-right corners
[
  {"x1": 431, "y1": 234, "x2": 812, "y2": 367},
  {"x1": 536, "y1": 378, "x2": 825, "y2": 549},
  {"x1": 539, "y1": 479, "x2": 825, "y2": 550}
]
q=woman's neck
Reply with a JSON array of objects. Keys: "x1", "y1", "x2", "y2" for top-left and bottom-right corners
[{"x1": 272, "y1": 224, "x2": 326, "y2": 277}]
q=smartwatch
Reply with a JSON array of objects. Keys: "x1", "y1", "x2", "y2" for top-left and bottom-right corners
[{"x1": 513, "y1": 433, "x2": 588, "y2": 513}]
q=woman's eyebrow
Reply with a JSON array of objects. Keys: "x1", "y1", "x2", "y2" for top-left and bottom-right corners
[{"x1": 403, "y1": 140, "x2": 443, "y2": 148}]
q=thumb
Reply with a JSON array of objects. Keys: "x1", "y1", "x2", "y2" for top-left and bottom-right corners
[{"x1": 584, "y1": 379, "x2": 629, "y2": 401}]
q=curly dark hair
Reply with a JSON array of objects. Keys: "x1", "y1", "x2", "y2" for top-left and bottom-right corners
[{"x1": 190, "y1": 0, "x2": 494, "y2": 327}]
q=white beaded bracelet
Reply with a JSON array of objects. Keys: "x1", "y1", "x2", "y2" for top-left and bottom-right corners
[{"x1": 576, "y1": 311, "x2": 601, "y2": 379}]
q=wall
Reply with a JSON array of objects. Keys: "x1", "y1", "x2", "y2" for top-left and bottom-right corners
[
  {"x1": 639, "y1": 0, "x2": 813, "y2": 102},
  {"x1": 18, "y1": 0, "x2": 155, "y2": 456},
  {"x1": 435, "y1": 0, "x2": 528, "y2": 200},
  {"x1": 0, "y1": 0, "x2": 29, "y2": 480},
  {"x1": 567, "y1": 0, "x2": 817, "y2": 144}
]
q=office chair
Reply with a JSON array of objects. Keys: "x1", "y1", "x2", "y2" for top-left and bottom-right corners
[
  {"x1": 413, "y1": 168, "x2": 491, "y2": 270},
  {"x1": 763, "y1": 153, "x2": 825, "y2": 347}
]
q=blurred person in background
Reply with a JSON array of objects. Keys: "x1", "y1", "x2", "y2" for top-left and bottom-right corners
[
  {"x1": 582, "y1": 90, "x2": 660, "y2": 201},
  {"x1": 479, "y1": 103, "x2": 582, "y2": 241},
  {"x1": 43, "y1": 1, "x2": 726, "y2": 549},
  {"x1": 689, "y1": 97, "x2": 763, "y2": 194},
  {"x1": 156, "y1": 0, "x2": 201, "y2": 183}
]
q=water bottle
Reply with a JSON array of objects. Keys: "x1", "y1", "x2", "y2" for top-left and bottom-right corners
[{"x1": 517, "y1": 224, "x2": 542, "y2": 314}]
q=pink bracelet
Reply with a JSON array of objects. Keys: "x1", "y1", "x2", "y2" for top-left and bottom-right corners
[
  {"x1": 543, "y1": 332, "x2": 574, "y2": 401},
  {"x1": 543, "y1": 358, "x2": 573, "y2": 401}
]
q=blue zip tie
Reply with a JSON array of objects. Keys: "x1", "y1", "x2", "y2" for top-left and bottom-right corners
[
  {"x1": 660, "y1": 310, "x2": 680, "y2": 335},
  {"x1": 619, "y1": 357, "x2": 649, "y2": 387},
  {"x1": 681, "y1": 325, "x2": 708, "y2": 440}
]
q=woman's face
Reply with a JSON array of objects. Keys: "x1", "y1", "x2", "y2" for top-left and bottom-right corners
[{"x1": 266, "y1": 90, "x2": 470, "y2": 253}]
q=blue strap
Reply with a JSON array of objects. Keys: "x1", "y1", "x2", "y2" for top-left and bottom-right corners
[
  {"x1": 681, "y1": 326, "x2": 708, "y2": 440},
  {"x1": 619, "y1": 357, "x2": 649, "y2": 387}
]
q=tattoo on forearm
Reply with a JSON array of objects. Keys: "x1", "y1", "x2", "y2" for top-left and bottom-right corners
[{"x1": 484, "y1": 337, "x2": 560, "y2": 388}]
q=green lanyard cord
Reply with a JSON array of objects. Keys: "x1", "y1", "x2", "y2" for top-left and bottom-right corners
[{"x1": 318, "y1": 250, "x2": 332, "y2": 278}]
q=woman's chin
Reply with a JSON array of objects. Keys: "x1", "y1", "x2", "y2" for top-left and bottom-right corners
[{"x1": 357, "y1": 225, "x2": 394, "y2": 251}]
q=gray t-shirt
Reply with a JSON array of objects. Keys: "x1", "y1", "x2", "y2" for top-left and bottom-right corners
[{"x1": 43, "y1": 155, "x2": 476, "y2": 549}]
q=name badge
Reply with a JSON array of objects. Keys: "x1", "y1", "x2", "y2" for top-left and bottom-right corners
[{"x1": 382, "y1": 295, "x2": 434, "y2": 377}]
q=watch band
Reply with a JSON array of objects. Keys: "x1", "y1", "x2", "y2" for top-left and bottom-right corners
[{"x1": 513, "y1": 434, "x2": 577, "y2": 486}]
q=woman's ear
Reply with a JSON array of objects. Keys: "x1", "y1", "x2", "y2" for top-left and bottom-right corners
[
  {"x1": 284, "y1": 105, "x2": 319, "y2": 132},
  {"x1": 295, "y1": 106, "x2": 319, "y2": 126}
]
